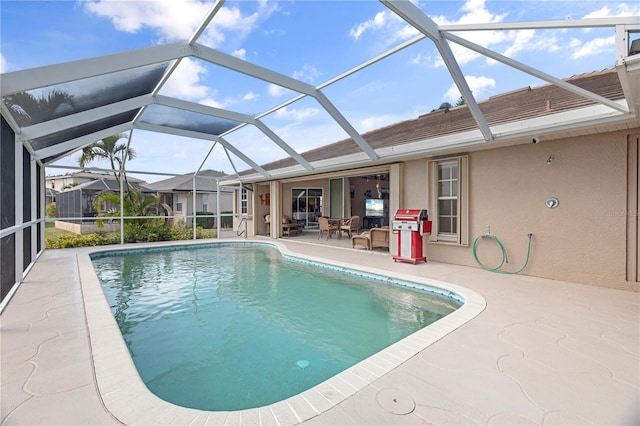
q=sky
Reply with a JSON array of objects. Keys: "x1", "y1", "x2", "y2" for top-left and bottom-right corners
[{"x1": 1, "y1": 0, "x2": 639, "y2": 182}]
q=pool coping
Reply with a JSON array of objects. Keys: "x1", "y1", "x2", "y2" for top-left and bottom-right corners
[{"x1": 77, "y1": 239, "x2": 486, "y2": 425}]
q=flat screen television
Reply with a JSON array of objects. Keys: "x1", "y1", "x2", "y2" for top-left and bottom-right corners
[{"x1": 365, "y1": 198, "x2": 384, "y2": 217}]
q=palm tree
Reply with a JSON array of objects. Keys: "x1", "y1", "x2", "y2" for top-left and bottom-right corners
[
  {"x1": 79, "y1": 134, "x2": 136, "y2": 191},
  {"x1": 4, "y1": 89, "x2": 77, "y2": 126}
]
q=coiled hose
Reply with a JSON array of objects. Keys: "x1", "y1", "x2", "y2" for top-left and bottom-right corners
[{"x1": 472, "y1": 232, "x2": 533, "y2": 274}]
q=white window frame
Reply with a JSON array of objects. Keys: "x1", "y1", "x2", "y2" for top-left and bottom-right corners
[
  {"x1": 240, "y1": 187, "x2": 248, "y2": 215},
  {"x1": 176, "y1": 194, "x2": 183, "y2": 212},
  {"x1": 428, "y1": 155, "x2": 469, "y2": 246}
]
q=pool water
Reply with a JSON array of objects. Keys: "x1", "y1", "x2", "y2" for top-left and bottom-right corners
[{"x1": 92, "y1": 244, "x2": 461, "y2": 411}]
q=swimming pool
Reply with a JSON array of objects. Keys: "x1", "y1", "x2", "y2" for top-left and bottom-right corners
[{"x1": 90, "y1": 243, "x2": 463, "y2": 411}]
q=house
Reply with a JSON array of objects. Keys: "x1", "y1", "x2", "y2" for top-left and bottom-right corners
[
  {"x1": 45, "y1": 170, "x2": 145, "y2": 191},
  {"x1": 145, "y1": 169, "x2": 233, "y2": 227},
  {"x1": 236, "y1": 69, "x2": 640, "y2": 292},
  {"x1": 1, "y1": 11, "x2": 638, "y2": 306}
]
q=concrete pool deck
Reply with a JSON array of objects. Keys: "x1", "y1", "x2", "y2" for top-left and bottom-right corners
[{"x1": 1, "y1": 237, "x2": 639, "y2": 425}]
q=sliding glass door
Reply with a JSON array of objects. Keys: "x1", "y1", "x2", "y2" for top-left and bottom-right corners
[{"x1": 292, "y1": 188, "x2": 323, "y2": 229}]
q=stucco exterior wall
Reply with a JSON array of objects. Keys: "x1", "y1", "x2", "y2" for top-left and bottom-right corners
[{"x1": 402, "y1": 132, "x2": 634, "y2": 290}]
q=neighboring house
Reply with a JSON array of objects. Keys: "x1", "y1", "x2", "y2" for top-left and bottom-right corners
[
  {"x1": 145, "y1": 169, "x2": 233, "y2": 226},
  {"x1": 45, "y1": 171, "x2": 145, "y2": 191},
  {"x1": 237, "y1": 69, "x2": 640, "y2": 292}
]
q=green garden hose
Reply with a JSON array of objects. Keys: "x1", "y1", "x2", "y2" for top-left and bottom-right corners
[{"x1": 472, "y1": 232, "x2": 533, "y2": 274}]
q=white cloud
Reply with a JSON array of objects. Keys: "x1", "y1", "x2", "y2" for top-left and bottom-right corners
[
  {"x1": 274, "y1": 106, "x2": 319, "y2": 121},
  {"x1": 268, "y1": 84, "x2": 288, "y2": 98},
  {"x1": 243, "y1": 92, "x2": 258, "y2": 101},
  {"x1": 159, "y1": 58, "x2": 210, "y2": 100},
  {"x1": 429, "y1": 0, "x2": 509, "y2": 68},
  {"x1": 501, "y1": 29, "x2": 535, "y2": 58},
  {"x1": 83, "y1": 0, "x2": 210, "y2": 40},
  {"x1": 199, "y1": 97, "x2": 224, "y2": 109},
  {"x1": 582, "y1": 3, "x2": 640, "y2": 19},
  {"x1": 410, "y1": 52, "x2": 431, "y2": 65},
  {"x1": 232, "y1": 48, "x2": 247, "y2": 60},
  {"x1": 350, "y1": 10, "x2": 393, "y2": 40},
  {"x1": 173, "y1": 151, "x2": 188, "y2": 159},
  {"x1": 292, "y1": 64, "x2": 320, "y2": 84},
  {"x1": 0, "y1": 54, "x2": 5, "y2": 73},
  {"x1": 349, "y1": 8, "x2": 419, "y2": 48},
  {"x1": 82, "y1": 0, "x2": 276, "y2": 48},
  {"x1": 444, "y1": 75, "x2": 496, "y2": 103},
  {"x1": 434, "y1": 0, "x2": 507, "y2": 26},
  {"x1": 571, "y1": 36, "x2": 615, "y2": 60},
  {"x1": 561, "y1": 3, "x2": 640, "y2": 59}
]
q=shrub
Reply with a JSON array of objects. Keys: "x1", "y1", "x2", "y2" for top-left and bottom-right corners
[
  {"x1": 45, "y1": 232, "x2": 119, "y2": 249},
  {"x1": 45, "y1": 221, "x2": 214, "y2": 249},
  {"x1": 45, "y1": 202, "x2": 56, "y2": 218},
  {"x1": 171, "y1": 220, "x2": 214, "y2": 241}
]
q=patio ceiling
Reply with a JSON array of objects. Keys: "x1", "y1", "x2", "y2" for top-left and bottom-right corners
[{"x1": 2, "y1": 0, "x2": 640, "y2": 183}]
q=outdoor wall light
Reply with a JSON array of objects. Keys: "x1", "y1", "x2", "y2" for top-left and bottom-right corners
[{"x1": 545, "y1": 197, "x2": 559, "y2": 208}]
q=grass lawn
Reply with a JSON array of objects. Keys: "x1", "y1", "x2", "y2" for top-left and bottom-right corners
[{"x1": 45, "y1": 222, "x2": 75, "y2": 239}]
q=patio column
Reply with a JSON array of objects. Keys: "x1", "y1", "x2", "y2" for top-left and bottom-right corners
[{"x1": 14, "y1": 137, "x2": 23, "y2": 287}]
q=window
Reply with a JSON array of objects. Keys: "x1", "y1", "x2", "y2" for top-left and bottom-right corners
[
  {"x1": 240, "y1": 187, "x2": 248, "y2": 215},
  {"x1": 176, "y1": 194, "x2": 182, "y2": 212},
  {"x1": 428, "y1": 156, "x2": 468, "y2": 245},
  {"x1": 438, "y1": 161, "x2": 457, "y2": 235},
  {"x1": 202, "y1": 193, "x2": 208, "y2": 212}
]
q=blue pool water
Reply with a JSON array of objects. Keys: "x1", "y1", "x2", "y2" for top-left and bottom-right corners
[{"x1": 91, "y1": 243, "x2": 462, "y2": 411}]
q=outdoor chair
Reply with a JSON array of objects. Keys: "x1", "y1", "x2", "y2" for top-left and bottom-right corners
[
  {"x1": 352, "y1": 226, "x2": 389, "y2": 250},
  {"x1": 339, "y1": 215, "x2": 360, "y2": 239},
  {"x1": 370, "y1": 226, "x2": 390, "y2": 249},
  {"x1": 282, "y1": 215, "x2": 303, "y2": 237},
  {"x1": 351, "y1": 233, "x2": 371, "y2": 250},
  {"x1": 318, "y1": 216, "x2": 338, "y2": 240}
]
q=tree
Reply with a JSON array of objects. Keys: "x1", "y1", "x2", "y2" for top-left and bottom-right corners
[
  {"x1": 432, "y1": 97, "x2": 466, "y2": 112},
  {"x1": 62, "y1": 182, "x2": 79, "y2": 190},
  {"x1": 4, "y1": 89, "x2": 77, "y2": 126},
  {"x1": 79, "y1": 134, "x2": 135, "y2": 192}
]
